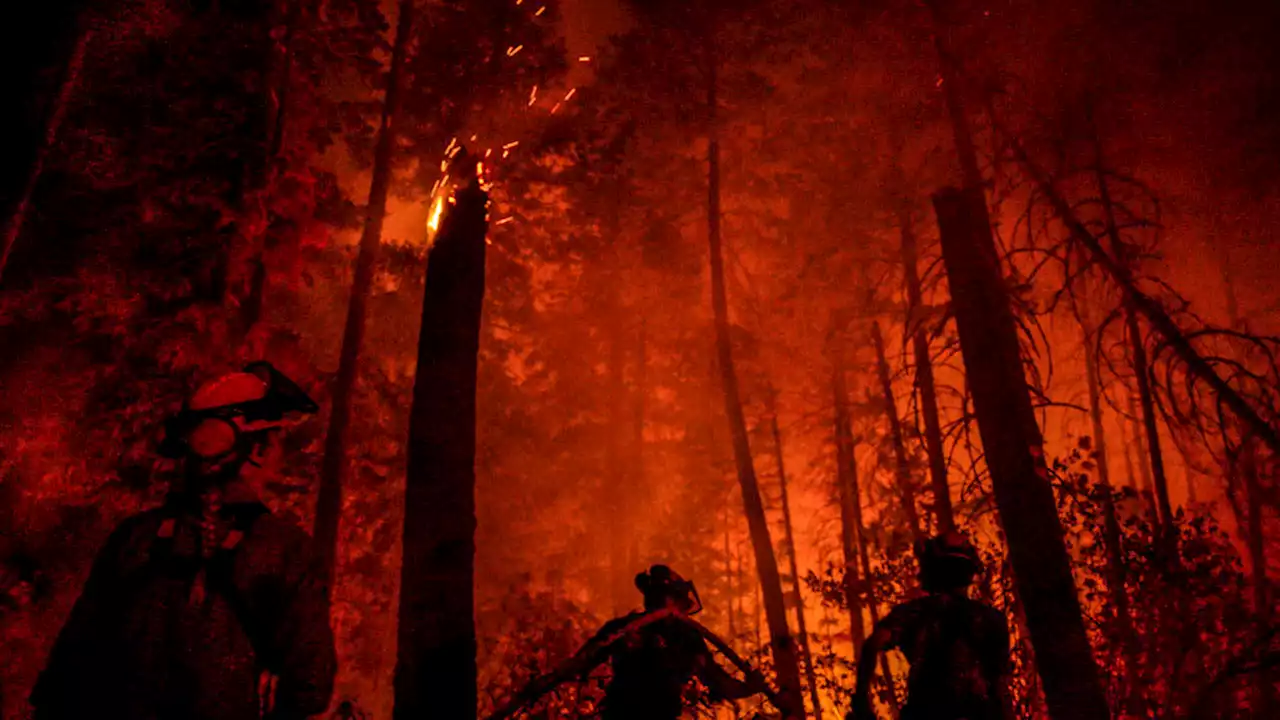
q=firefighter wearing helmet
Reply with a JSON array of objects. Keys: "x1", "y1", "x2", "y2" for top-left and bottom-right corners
[
  {"x1": 492, "y1": 564, "x2": 766, "y2": 720},
  {"x1": 850, "y1": 532, "x2": 1012, "y2": 720},
  {"x1": 31, "y1": 363, "x2": 336, "y2": 720}
]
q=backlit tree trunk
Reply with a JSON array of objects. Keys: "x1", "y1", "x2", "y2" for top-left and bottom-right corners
[
  {"x1": 238, "y1": 0, "x2": 306, "y2": 336},
  {"x1": 314, "y1": 0, "x2": 416, "y2": 590},
  {"x1": 394, "y1": 174, "x2": 488, "y2": 719},
  {"x1": 769, "y1": 405, "x2": 823, "y2": 718},
  {"x1": 1092, "y1": 153, "x2": 1175, "y2": 537},
  {"x1": 932, "y1": 186, "x2": 1109, "y2": 719},
  {"x1": 899, "y1": 212, "x2": 955, "y2": 533},
  {"x1": 1079, "y1": 311, "x2": 1143, "y2": 711},
  {"x1": 871, "y1": 320, "x2": 924, "y2": 544},
  {"x1": 707, "y1": 49, "x2": 805, "y2": 719},
  {"x1": 832, "y1": 361, "x2": 866, "y2": 650}
]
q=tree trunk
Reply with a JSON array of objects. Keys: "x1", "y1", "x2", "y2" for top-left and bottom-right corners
[
  {"x1": 1126, "y1": 392, "x2": 1160, "y2": 519},
  {"x1": 931, "y1": 186, "x2": 1110, "y2": 719},
  {"x1": 237, "y1": 0, "x2": 306, "y2": 336},
  {"x1": 769, "y1": 407, "x2": 823, "y2": 718},
  {"x1": 1091, "y1": 153, "x2": 1175, "y2": 536},
  {"x1": 313, "y1": 0, "x2": 416, "y2": 591},
  {"x1": 899, "y1": 213, "x2": 955, "y2": 533},
  {"x1": 0, "y1": 24, "x2": 92, "y2": 284},
  {"x1": 1080, "y1": 314, "x2": 1143, "y2": 711},
  {"x1": 832, "y1": 362, "x2": 866, "y2": 650},
  {"x1": 393, "y1": 174, "x2": 488, "y2": 719},
  {"x1": 707, "y1": 52, "x2": 805, "y2": 719},
  {"x1": 871, "y1": 321, "x2": 924, "y2": 544}
]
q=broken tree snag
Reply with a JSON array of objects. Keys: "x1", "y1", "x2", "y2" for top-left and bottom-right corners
[
  {"x1": 393, "y1": 172, "x2": 488, "y2": 720},
  {"x1": 931, "y1": 186, "x2": 1109, "y2": 720}
]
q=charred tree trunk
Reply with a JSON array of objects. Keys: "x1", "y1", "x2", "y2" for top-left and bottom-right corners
[
  {"x1": 1126, "y1": 391, "x2": 1160, "y2": 519},
  {"x1": 237, "y1": 0, "x2": 306, "y2": 336},
  {"x1": 313, "y1": 0, "x2": 416, "y2": 590},
  {"x1": 899, "y1": 214, "x2": 955, "y2": 533},
  {"x1": 393, "y1": 173, "x2": 488, "y2": 719},
  {"x1": 707, "y1": 52, "x2": 805, "y2": 719},
  {"x1": 0, "y1": 24, "x2": 92, "y2": 284},
  {"x1": 871, "y1": 321, "x2": 924, "y2": 544},
  {"x1": 931, "y1": 186, "x2": 1109, "y2": 719},
  {"x1": 1080, "y1": 316, "x2": 1143, "y2": 710},
  {"x1": 769, "y1": 407, "x2": 823, "y2": 718},
  {"x1": 832, "y1": 363, "x2": 866, "y2": 650},
  {"x1": 1091, "y1": 152, "x2": 1175, "y2": 536}
]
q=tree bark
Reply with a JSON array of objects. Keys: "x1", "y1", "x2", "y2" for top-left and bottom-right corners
[
  {"x1": 0, "y1": 24, "x2": 92, "y2": 284},
  {"x1": 932, "y1": 186, "x2": 1109, "y2": 720},
  {"x1": 313, "y1": 0, "x2": 416, "y2": 591},
  {"x1": 871, "y1": 321, "x2": 924, "y2": 544},
  {"x1": 769, "y1": 407, "x2": 823, "y2": 718},
  {"x1": 393, "y1": 175, "x2": 488, "y2": 719},
  {"x1": 899, "y1": 214, "x2": 955, "y2": 533},
  {"x1": 707, "y1": 52, "x2": 805, "y2": 719},
  {"x1": 832, "y1": 362, "x2": 866, "y2": 650}
]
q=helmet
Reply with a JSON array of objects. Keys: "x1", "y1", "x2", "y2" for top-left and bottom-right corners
[
  {"x1": 160, "y1": 362, "x2": 318, "y2": 464},
  {"x1": 635, "y1": 564, "x2": 702, "y2": 614},
  {"x1": 916, "y1": 532, "x2": 982, "y2": 592}
]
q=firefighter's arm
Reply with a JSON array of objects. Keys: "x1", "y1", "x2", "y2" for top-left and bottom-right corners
[
  {"x1": 268, "y1": 539, "x2": 337, "y2": 719},
  {"x1": 30, "y1": 517, "x2": 140, "y2": 718},
  {"x1": 849, "y1": 626, "x2": 893, "y2": 720}
]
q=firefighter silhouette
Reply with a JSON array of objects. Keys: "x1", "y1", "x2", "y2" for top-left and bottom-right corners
[
  {"x1": 491, "y1": 564, "x2": 767, "y2": 720},
  {"x1": 31, "y1": 363, "x2": 336, "y2": 720},
  {"x1": 850, "y1": 532, "x2": 1012, "y2": 720}
]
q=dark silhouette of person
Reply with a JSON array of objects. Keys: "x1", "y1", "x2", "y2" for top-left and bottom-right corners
[
  {"x1": 496, "y1": 564, "x2": 764, "y2": 720},
  {"x1": 30, "y1": 363, "x2": 336, "y2": 720},
  {"x1": 850, "y1": 532, "x2": 1012, "y2": 720}
]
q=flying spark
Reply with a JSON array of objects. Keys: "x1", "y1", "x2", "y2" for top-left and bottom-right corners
[{"x1": 535, "y1": 6, "x2": 545, "y2": 15}]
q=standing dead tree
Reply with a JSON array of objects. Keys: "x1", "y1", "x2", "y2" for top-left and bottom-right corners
[{"x1": 394, "y1": 160, "x2": 488, "y2": 719}]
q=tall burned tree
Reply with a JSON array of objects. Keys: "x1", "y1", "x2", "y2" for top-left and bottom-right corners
[
  {"x1": 767, "y1": 398, "x2": 823, "y2": 717},
  {"x1": 932, "y1": 187, "x2": 1109, "y2": 719},
  {"x1": 871, "y1": 320, "x2": 924, "y2": 544},
  {"x1": 831, "y1": 359, "x2": 866, "y2": 650},
  {"x1": 394, "y1": 163, "x2": 488, "y2": 719},
  {"x1": 707, "y1": 44, "x2": 806, "y2": 720},
  {"x1": 313, "y1": 0, "x2": 416, "y2": 589},
  {"x1": 927, "y1": 3, "x2": 1110, "y2": 714},
  {"x1": 898, "y1": 209, "x2": 956, "y2": 533}
]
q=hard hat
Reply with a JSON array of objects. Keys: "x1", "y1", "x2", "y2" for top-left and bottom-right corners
[
  {"x1": 916, "y1": 531, "x2": 982, "y2": 591},
  {"x1": 636, "y1": 564, "x2": 703, "y2": 615},
  {"x1": 160, "y1": 362, "x2": 318, "y2": 461}
]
